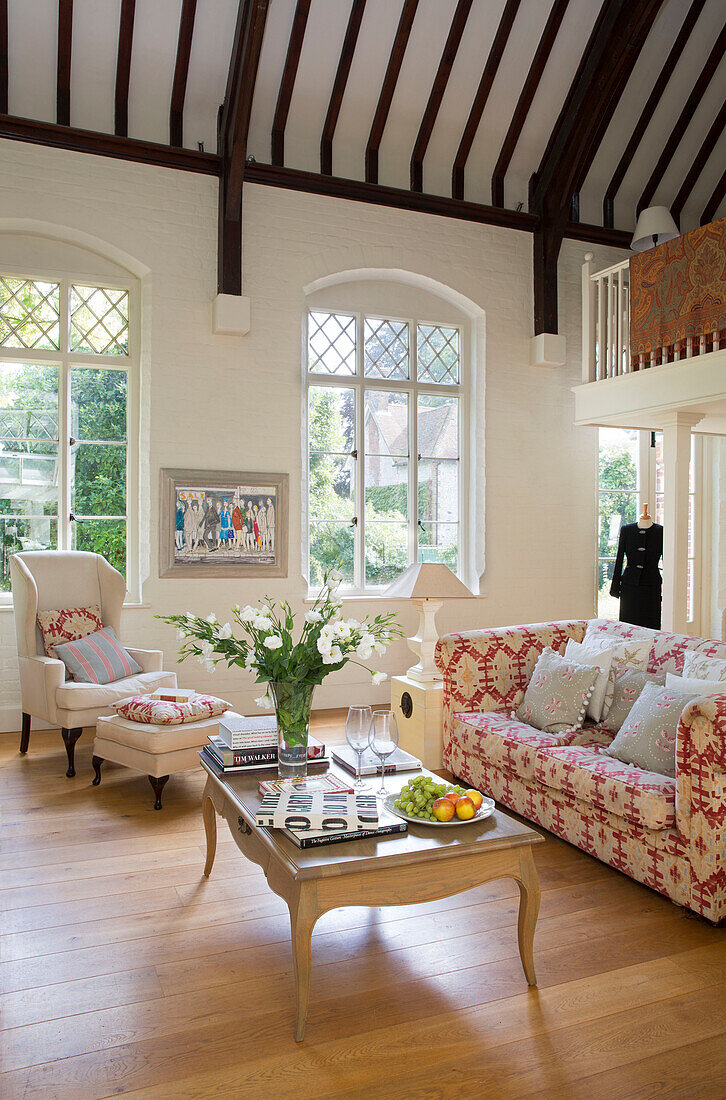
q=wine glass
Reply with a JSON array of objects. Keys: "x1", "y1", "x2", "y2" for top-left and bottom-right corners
[
  {"x1": 345, "y1": 705, "x2": 372, "y2": 789},
  {"x1": 369, "y1": 710, "x2": 399, "y2": 798}
]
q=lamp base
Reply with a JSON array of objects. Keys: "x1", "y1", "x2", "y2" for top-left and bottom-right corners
[{"x1": 405, "y1": 598, "x2": 443, "y2": 682}]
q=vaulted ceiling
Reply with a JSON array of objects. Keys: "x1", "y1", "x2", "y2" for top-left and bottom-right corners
[{"x1": 1, "y1": 0, "x2": 723, "y2": 230}]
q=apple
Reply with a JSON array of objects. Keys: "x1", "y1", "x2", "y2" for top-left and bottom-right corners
[
  {"x1": 444, "y1": 791, "x2": 461, "y2": 805},
  {"x1": 464, "y1": 789, "x2": 484, "y2": 811},
  {"x1": 432, "y1": 797, "x2": 456, "y2": 822},
  {"x1": 455, "y1": 795, "x2": 476, "y2": 820}
]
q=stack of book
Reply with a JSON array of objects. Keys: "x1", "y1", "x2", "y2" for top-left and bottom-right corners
[
  {"x1": 331, "y1": 744, "x2": 422, "y2": 777},
  {"x1": 200, "y1": 713, "x2": 328, "y2": 775},
  {"x1": 254, "y1": 786, "x2": 408, "y2": 849}
]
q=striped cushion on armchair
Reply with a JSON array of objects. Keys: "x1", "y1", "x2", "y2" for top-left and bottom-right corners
[{"x1": 52, "y1": 626, "x2": 142, "y2": 684}]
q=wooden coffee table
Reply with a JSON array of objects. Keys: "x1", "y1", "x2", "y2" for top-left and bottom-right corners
[{"x1": 201, "y1": 760, "x2": 544, "y2": 1042}]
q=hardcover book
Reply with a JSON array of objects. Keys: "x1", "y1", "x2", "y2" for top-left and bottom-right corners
[
  {"x1": 283, "y1": 807, "x2": 407, "y2": 849},
  {"x1": 331, "y1": 745, "x2": 422, "y2": 776},
  {"x1": 256, "y1": 791, "x2": 379, "y2": 831},
  {"x1": 147, "y1": 688, "x2": 197, "y2": 702},
  {"x1": 258, "y1": 772, "x2": 354, "y2": 796},
  {"x1": 200, "y1": 747, "x2": 329, "y2": 776},
  {"x1": 218, "y1": 713, "x2": 279, "y2": 749},
  {"x1": 206, "y1": 734, "x2": 325, "y2": 768}
]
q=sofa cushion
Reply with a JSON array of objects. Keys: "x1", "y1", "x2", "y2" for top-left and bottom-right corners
[
  {"x1": 603, "y1": 667, "x2": 666, "y2": 733},
  {"x1": 37, "y1": 603, "x2": 104, "y2": 658},
  {"x1": 515, "y1": 647, "x2": 599, "y2": 734},
  {"x1": 534, "y1": 744, "x2": 676, "y2": 830},
  {"x1": 682, "y1": 652, "x2": 726, "y2": 682},
  {"x1": 605, "y1": 682, "x2": 695, "y2": 777},
  {"x1": 452, "y1": 711, "x2": 610, "y2": 781},
  {"x1": 55, "y1": 671, "x2": 178, "y2": 711},
  {"x1": 52, "y1": 627, "x2": 142, "y2": 684}
]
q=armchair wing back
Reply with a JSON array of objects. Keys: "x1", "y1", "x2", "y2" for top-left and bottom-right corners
[{"x1": 11, "y1": 550, "x2": 125, "y2": 658}]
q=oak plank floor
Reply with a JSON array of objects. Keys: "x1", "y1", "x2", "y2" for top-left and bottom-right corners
[{"x1": 1, "y1": 715, "x2": 724, "y2": 1099}]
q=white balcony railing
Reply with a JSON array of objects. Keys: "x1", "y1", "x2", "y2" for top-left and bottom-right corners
[{"x1": 581, "y1": 251, "x2": 724, "y2": 384}]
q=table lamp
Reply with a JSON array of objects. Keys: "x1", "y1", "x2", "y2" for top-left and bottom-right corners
[{"x1": 385, "y1": 562, "x2": 472, "y2": 682}]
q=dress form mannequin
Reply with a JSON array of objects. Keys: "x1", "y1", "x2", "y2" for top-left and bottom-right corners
[
  {"x1": 610, "y1": 504, "x2": 663, "y2": 628},
  {"x1": 637, "y1": 504, "x2": 654, "y2": 530}
]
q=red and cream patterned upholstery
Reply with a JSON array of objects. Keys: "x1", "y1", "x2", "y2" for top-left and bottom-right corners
[
  {"x1": 437, "y1": 619, "x2": 726, "y2": 924},
  {"x1": 113, "y1": 693, "x2": 231, "y2": 725},
  {"x1": 533, "y1": 744, "x2": 675, "y2": 830}
]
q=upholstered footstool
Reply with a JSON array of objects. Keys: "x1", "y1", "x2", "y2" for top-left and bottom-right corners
[{"x1": 93, "y1": 712, "x2": 229, "y2": 809}]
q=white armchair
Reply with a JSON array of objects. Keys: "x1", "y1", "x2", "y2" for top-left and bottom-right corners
[{"x1": 10, "y1": 550, "x2": 176, "y2": 777}]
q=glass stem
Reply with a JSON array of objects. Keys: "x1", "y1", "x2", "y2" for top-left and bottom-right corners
[{"x1": 356, "y1": 748, "x2": 363, "y2": 786}]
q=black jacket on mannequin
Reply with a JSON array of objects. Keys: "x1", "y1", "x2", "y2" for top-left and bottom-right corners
[{"x1": 610, "y1": 522, "x2": 663, "y2": 629}]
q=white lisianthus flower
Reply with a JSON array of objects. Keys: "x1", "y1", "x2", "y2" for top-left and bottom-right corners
[
  {"x1": 175, "y1": 628, "x2": 187, "y2": 642},
  {"x1": 255, "y1": 693, "x2": 274, "y2": 710},
  {"x1": 253, "y1": 615, "x2": 272, "y2": 631},
  {"x1": 322, "y1": 645, "x2": 343, "y2": 665},
  {"x1": 333, "y1": 620, "x2": 351, "y2": 640},
  {"x1": 317, "y1": 636, "x2": 332, "y2": 656},
  {"x1": 372, "y1": 671, "x2": 387, "y2": 686},
  {"x1": 373, "y1": 640, "x2": 387, "y2": 656},
  {"x1": 346, "y1": 618, "x2": 361, "y2": 630},
  {"x1": 206, "y1": 613, "x2": 218, "y2": 625},
  {"x1": 244, "y1": 651, "x2": 257, "y2": 670},
  {"x1": 263, "y1": 634, "x2": 283, "y2": 650},
  {"x1": 305, "y1": 609, "x2": 323, "y2": 623},
  {"x1": 327, "y1": 567, "x2": 343, "y2": 588},
  {"x1": 217, "y1": 622, "x2": 233, "y2": 640},
  {"x1": 204, "y1": 659, "x2": 216, "y2": 674},
  {"x1": 240, "y1": 605, "x2": 258, "y2": 622},
  {"x1": 356, "y1": 642, "x2": 373, "y2": 660},
  {"x1": 185, "y1": 612, "x2": 197, "y2": 623},
  {"x1": 200, "y1": 640, "x2": 214, "y2": 658}
]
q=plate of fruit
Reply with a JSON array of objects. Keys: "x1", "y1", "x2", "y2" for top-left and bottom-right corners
[{"x1": 387, "y1": 776, "x2": 495, "y2": 826}]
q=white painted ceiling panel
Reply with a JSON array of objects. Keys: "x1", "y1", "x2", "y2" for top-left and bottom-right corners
[
  {"x1": 7, "y1": 0, "x2": 57, "y2": 123},
  {"x1": 247, "y1": 0, "x2": 297, "y2": 163},
  {"x1": 71, "y1": 0, "x2": 122, "y2": 135},
  {"x1": 183, "y1": 0, "x2": 239, "y2": 154},
  {"x1": 126, "y1": 0, "x2": 184, "y2": 145}
]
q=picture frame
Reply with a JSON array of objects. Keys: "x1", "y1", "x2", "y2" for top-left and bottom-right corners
[{"x1": 160, "y1": 468, "x2": 288, "y2": 578}]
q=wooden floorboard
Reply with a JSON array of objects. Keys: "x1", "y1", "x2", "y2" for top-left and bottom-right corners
[{"x1": 1, "y1": 714, "x2": 724, "y2": 1099}]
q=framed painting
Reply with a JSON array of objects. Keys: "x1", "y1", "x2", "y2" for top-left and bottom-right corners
[{"x1": 160, "y1": 468, "x2": 288, "y2": 578}]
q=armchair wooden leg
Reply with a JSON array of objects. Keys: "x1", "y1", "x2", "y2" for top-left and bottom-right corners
[
  {"x1": 61, "y1": 727, "x2": 83, "y2": 778},
  {"x1": 92, "y1": 756, "x2": 104, "y2": 786},
  {"x1": 19, "y1": 713, "x2": 31, "y2": 754},
  {"x1": 148, "y1": 774, "x2": 170, "y2": 810}
]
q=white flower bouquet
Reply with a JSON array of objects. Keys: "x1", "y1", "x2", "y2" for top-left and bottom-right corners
[{"x1": 159, "y1": 567, "x2": 402, "y2": 775}]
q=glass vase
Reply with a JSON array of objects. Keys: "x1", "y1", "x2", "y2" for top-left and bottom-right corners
[{"x1": 269, "y1": 681, "x2": 315, "y2": 778}]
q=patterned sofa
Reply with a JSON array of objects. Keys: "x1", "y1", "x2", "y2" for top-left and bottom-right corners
[{"x1": 435, "y1": 619, "x2": 726, "y2": 924}]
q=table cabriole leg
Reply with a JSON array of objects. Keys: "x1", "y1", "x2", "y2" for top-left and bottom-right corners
[
  {"x1": 515, "y1": 846, "x2": 541, "y2": 986},
  {"x1": 288, "y1": 882, "x2": 319, "y2": 1043},
  {"x1": 203, "y1": 792, "x2": 218, "y2": 877}
]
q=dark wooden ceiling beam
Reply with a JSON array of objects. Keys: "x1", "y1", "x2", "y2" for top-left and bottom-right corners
[
  {"x1": 701, "y1": 166, "x2": 726, "y2": 226},
  {"x1": 411, "y1": 0, "x2": 474, "y2": 192},
  {"x1": 671, "y1": 97, "x2": 726, "y2": 223},
  {"x1": 452, "y1": 0, "x2": 520, "y2": 200},
  {"x1": 490, "y1": 0, "x2": 569, "y2": 208},
  {"x1": 271, "y1": 0, "x2": 311, "y2": 166},
  {"x1": 365, "y1": 0, "x2": 419, "y2": 184},
  {"x1": 0, "y1": 112, "x2": 219, "y2": 173},
  {"x1": 57, "y1": 0, "x2": 73, "y2": 127},
  {"x1": 531, "y1": 0, "x2": 663, "y2": 334},
  {"x1": 170, "y1": 0, "x2": 197, "y2": 148},
  {"x1": 603, "y1": 0, "x2": 705, "y2": 227},
  {"x1": 320, "y1": 0, "x2": 366, "y2": 176},
  {"x1": 1, "y1": 0, "x2": 9, "y2": 115},
  {"x1": 637, "y1": 19, "x2": 726, "y2": 216},
  {"x1": 115, "y1": 0, "x2": 136, "y2": 137},
  {"x1": 218, "y1": 0, "x2": 269, "y2": 295}
]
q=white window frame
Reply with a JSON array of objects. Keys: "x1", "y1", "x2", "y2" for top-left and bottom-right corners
[
  {"x1": 0, "y1": 264, "x2": 139, "y2": 603},
  {"x1": 595, "y1": 429, "x2": 706, "y2": 633},
  {"x1": 305, "y1": 309, "x2": 469, "y2": 594}
]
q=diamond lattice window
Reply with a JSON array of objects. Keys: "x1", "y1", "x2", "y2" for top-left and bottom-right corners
[
  {"x1": 308, "y1": 311, "x2": 356, "y2": 375},
  {"x1": 70, "y1": 285, "x2": 129, "y2": 356},
  {"x1": 364, "y1": 318, "x2": 409, "y2": 380},
  {"x1": 0, "y1": 277, "x2": 60, "y2": 351},
  {"x1": 417, "y1": 324, "x2": 460, "y2": 384}
]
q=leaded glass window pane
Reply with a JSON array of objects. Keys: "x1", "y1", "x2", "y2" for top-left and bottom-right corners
[
  {"x1": 364, "y1": 318, "x2": 409, "y2": 380},
  {"x1": 308, "y1": 311, "x2": 356, "y2": 375},
  {"x1": 0, "y1": 277, "x2": 60, "y2": 351},
  {"x1": 417, "y1": 324, "x2": 460, "y2": 384},
  {"x1": 70, "y1": 285, "x2": 129, "y2": 356}
]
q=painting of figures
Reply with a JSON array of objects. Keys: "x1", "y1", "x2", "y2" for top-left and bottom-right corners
[{"x1": 160, "y1": 469, "x2": 288, "y2": 577}]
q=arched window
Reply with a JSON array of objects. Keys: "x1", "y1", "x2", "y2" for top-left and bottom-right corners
[
  {"x1": 0, "y1": 246, "x2": 139, "y2": 598},
  {"x1": 304, "y1": 276, "x2": 473, "y2": 593}
]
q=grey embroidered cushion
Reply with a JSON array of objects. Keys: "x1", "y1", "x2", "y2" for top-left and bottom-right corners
[
  {"x1": 602, "y1": 667, "x2": 666, "y2": 734},
  {"x1": 605, "y1": 682, "x2": 696, "y2": 777},
  {"x1": 682, "y1": 651, "x2": 726, "y2": 682},
  {"x1": 516, "y1": 647, "x2": 599, "y2": 735}
]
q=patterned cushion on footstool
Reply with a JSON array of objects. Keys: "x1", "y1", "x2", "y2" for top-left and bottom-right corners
[{"x1": 113, "y1": 693, "x2": 231, "y2": 725}]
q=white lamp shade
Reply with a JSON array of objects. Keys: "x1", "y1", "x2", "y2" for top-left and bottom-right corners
[
  {"x1": 384, "y1": 562, "x2": 472, "y2": 600},
  {"x1": 631, "y1": 206, "x2": 679, "y2": 252}
]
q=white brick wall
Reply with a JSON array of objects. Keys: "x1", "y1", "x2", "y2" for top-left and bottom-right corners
[{"x1": 0, "y1": 138, "x2": 625, "y2": 730}]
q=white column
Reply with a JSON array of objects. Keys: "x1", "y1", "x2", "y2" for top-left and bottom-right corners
[{"x1": 660, "y1": 412, "x2": 701, "y2": 632}]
